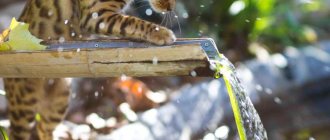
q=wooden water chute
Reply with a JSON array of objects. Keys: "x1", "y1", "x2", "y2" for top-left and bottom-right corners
[{"x1": 0, "y1": 38, "x2": 220, "y2": 78}]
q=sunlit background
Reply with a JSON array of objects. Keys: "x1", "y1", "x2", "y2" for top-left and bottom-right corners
[{"x1": 1, "y1": 0, "x2": 330, "y2": 139}]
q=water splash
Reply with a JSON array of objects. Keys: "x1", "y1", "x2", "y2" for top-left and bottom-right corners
[{"x1": 212, "y1": 54, "x2": 267, "y2": 140}]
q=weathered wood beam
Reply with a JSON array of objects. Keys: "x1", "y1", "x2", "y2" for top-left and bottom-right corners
[{"x1": 0, "y1": 38, "x2": 219, "y2": 78}]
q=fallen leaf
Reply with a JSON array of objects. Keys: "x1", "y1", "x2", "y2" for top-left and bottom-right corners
[{"x1": 0, "y1": 18, "x2": 46, "y2": 51}]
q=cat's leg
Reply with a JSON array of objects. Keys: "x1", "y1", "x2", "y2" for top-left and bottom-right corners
[
  {"x1": 80, "y1": 0, "x2": 176, "y2": 45},
  {"x1": 4, "y1": 78, "x2": 43, "y2": 140},
  {"x1": 36, "y1": 78, "x2": 70, "y2": 140}
]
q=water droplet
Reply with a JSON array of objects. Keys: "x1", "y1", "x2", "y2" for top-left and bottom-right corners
[
  {"x1": 99, "y1": 22, "x2": 106, "y2": 29},
  {"x1": 119, "y1": 103, "x2": 137, "y2": 121},
  {"x1": 190, "y1": 71, "x2": 197, "y2": 77},
  {"x1": 272, "y1": 54, "x2": 288, "y2": 68},
  {"x1": 198, "y1": 30, "x2": 204, "y2": 37},
  {"x1": 152, "y1": 57, "x2": 158, "y2": 65},
  {"x1": 92, "y1": 12, "x2": 98, "y2": 19},
  {"x1": 274, "y1": 97, "x2": 282, "y2": 104},
  {"x1": 229, "y1": 0, "x2": 245, "y2": 15},
  {"x1": 59, "y1": 37, "x2": 65, "y2": 43},
  {"x1": 145, "y1": 8, "x2": 153, "y2": 16},
  {"x1": 300, "y1": 0, "x2": 314, "y2": 4},
  {"x1": 255, "y1": 84, "x2": 263, "y2": 91},
  {"x1": 254, "y1": 134, "x2": 261, "y2": 140},
  {"x1": 48, "y1": 79, "x2": 55, "y2": 85},
  {"x1": 71, "y1": 93, "x2": 76, "y2": 99},
  {"x1": 240, "y1": 100, "x2": 247, "y2": 108},
  {"x1": 121, "y1": 74, "x2": 127, "y2": 81},
  {"x1": 57, "y1": 47, "x2": 64, "y2": 52},
  {"x1": 86, "y1": 113, "x2": 106, "y2": 129},
  {"x1": 242, "y1": 110, "x2": 249, "y2": 118},
  {"x1": 48, "y1": 11, "x2": 53, "y2": 16},
  {"x1": 203, "y1": 133, "x2": 216, "y2": 140},
  {"x1": 309, "y1": 137, "x2": 315, "y2": 140},
  {"x1": 209, "y1": 64, "x2": 216, "y2": 71},
  {"x1": 214, "y1": 125, "x2": 229, "y2": 139},
  {"x1": 265, "y1": 88, "x2": 272, "y2": 95},
  {"x1": 182, "y1": 12, "x2": 189, "y2": 19}
]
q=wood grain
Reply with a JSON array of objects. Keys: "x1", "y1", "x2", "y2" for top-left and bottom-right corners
[{"x1": 0, "y1": 40, "x2": 212, "y2": 78}]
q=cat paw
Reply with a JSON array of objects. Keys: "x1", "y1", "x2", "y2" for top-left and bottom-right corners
[{"x1": 148, "y1": 26, "x2": 176, "y2": 45}]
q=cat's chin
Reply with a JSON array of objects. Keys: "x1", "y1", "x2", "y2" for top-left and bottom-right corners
[
  {"x1": 149, "y1": 4, "x2": 167, "y2": 13},
  {"x1": 149, "y1": 0, "x2": 175, "y2": 13}
]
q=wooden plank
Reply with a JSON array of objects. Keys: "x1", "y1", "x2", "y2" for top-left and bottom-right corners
[{"x1": 0, "y1": 38, "x2": 217, "y2": 78}]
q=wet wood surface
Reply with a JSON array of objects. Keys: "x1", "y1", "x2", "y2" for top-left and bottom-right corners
[{"x1": 0, "y1": 39, "x2": 215, "y2": 78}]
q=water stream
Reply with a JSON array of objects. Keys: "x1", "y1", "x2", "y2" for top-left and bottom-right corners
[{"x1": 212, "y1": 54, "x2": 268, "y2": 140}]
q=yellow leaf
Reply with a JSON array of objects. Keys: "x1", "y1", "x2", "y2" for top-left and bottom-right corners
[
  {"x1": 0, "y1": 18, "x2": 46, "y2": 51},
  {"x1": 0, "y1": 29, "x2": 10, "y2": 51}
]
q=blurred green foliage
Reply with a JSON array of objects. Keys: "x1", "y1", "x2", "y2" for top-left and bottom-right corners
[
  {"x1": 250, "y1": 0, "x2": 322, "y2": 49},
  {"x1": 179, "y1": 0, "x2": 330, "y2": 60}
]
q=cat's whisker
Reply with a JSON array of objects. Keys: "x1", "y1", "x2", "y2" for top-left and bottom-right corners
[
  {"x1": 172, "y1": 11, "x2": 182, "y2": 36},
  {"x1": 168, "y1": 12, "x2": 173, "y2": 28},
  {"x1": 131, "y1": 0, "x2": 145, "y2": 8},
  {"x1": 133, "y1": 0, "x2": 148, "y2": 5},
  {"x1": 165, "y1": 14, "x2": 169, "y2": 28},
  {"x1": 160, "y1": 13, "x2": 166, "y2": 26},
  {"x1": 162, "y1": 13, "x2": 166, "y2": 27},
  {"x1": 133, "y1": 3, "x2": 150, "y2": 10}
]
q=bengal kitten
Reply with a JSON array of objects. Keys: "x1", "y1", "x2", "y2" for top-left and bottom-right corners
[{"x1": 4, "y1": 0, "x2": 176, "y2": 139}]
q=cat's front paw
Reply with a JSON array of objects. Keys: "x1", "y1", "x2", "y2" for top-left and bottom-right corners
[{"x1": 147, "y1": 26, "x2": 176, "y2": 45}]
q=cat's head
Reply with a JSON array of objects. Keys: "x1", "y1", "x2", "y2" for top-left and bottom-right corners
[{"x1": 149, "y1": 0, "x2": 176, "y2": 13}]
